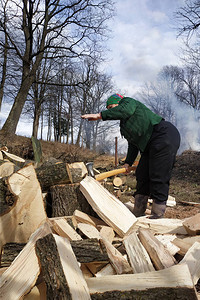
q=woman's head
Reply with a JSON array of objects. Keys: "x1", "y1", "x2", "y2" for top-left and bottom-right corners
[{"x1": 106, "y1": 94, "x2": 123, "y2": 108}]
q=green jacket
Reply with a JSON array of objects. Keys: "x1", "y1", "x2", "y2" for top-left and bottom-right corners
[{"x1": 101, "y1": 97, "x2": 162, "y2": 165}]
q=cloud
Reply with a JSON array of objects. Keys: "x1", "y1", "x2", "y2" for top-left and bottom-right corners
[{"x1": 105, "y1": 0, "x2": 184, "y2": 93}]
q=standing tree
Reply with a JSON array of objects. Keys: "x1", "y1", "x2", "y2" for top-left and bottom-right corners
[{"x1": 0, "y1": 0, "x2": 114, "y2": 135}]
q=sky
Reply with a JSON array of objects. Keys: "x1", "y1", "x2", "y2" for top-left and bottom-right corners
[{"x1": 104, "y1": 0, "x2": 185, "y2": 96}]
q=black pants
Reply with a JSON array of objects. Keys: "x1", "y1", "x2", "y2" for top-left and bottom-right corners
[{"x1": 135, "y1": 120, "x2": 180, "y2": 203}]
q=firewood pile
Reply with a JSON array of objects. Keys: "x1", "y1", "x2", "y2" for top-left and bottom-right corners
[{"x1": 0, "y1": 148, "x2": 200, "y2": 300}]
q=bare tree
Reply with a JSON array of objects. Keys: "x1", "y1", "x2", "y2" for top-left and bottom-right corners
[
  {"x1": 0, "y1": 0, "x2": 9, "y2": 111},
  {"x1": 0, "y1": 0, "x2": 114, "y2": 135},
  {"x1": 175, "y1": 0, "x2": 200, "y2": 39}
]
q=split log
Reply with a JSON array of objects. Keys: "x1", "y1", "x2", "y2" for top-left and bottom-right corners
[
  {"x1": 100, "y1": 238, "x2": 132, "y2": 274},
  {"x1": 80, "y1": 264, "x2": 94, "y2": 279},
  {"x1": 1, "y1": 150, "x2": 25, "y2": 168},
  {"x1": 77, "y1": 223, "x2": 101, "y2": 239},
  {"x1": 155, "y1": 234, "x2": 180, "y2": 256},
  {"x1": 138, "y1": 228, "x2": 176, "y2": 270},
  {"x1": 80, "y1": 176, "x2": 137, "y2": 237},
  {"x1": 99, "y1": 226, "x2": 115, "y2": 243},
  {"x1": 0, "y1": 161, "x2": 19, "y2": 178},
  {"x1": 35, "y1": 161, "x2": 88, "y2": 192},
  {"x1": 86, "y1": 262, "x2": 108, "y2": 276},
  {"x1": 35, "y1": 161, "x2": 72, "y2": 191},
  {"x1": 95, "y1": 263, "x2": 116, "y2": 277},
  {"x1": 70, "y1": 238, "x2": 109, "y2": 263},
  {"x1": 86, "y1": 264, "x2": 198, "y2": 300},
  {"x1": 132, "y1": 216, "x2": 187, "y2": 235},
  {"x1": 35, "y1": 233, "x2": 91, "y2": 300},
  {"x1": 0, "y1": 164, "x2": 47, "y2": 252},
  {"x1": 23, "y1": 282, "x2": 46, "y2": 300},
  {"x1": 183, "y1": 213, "x2": 200, "y2": 235},
  {"x1": 0, "y1": 242, "x2": 25, "y2": 268},
  {"x1": 49, "y1": 217, "x2": 82, "y2": 241},
  {"x1": 50, "y1": 183, "x2": 98, "y2": 217},
  {"x1": 179, "y1": 242, "x2": 200, "y2": 285},
  {"x1": 73, "y1": 210, "x2": 106, "y2": 227},
  {"x1": 172, "y1": 235, "x2": 200, "y2": 256},
  {"x1": 0, "y1": 222, "x2": 52, "y2": 300},
  {"x1": 123, "y1": 232, "x2": 155, "y2": 273}
]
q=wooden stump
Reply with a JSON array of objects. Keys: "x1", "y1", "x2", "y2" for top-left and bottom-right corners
[{"x1": 50, "y1": 183, "x2": 98, "y2": 217}]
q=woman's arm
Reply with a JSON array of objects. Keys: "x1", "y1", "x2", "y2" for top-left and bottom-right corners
[{"x1": 81, "y1": 113, "x2": 102, "y2": 121}]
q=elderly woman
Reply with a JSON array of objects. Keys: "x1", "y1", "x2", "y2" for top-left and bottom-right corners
[{"x1": 81, "y1": 94, "x2": 180, "y2": 218}]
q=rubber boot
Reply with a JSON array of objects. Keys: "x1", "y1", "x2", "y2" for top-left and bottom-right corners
[
  {"x1": 132, "y1": 194, "x2": 149, "y2": 217},
  {"x1": 149, "y1": 201, "x2": 166, "y2": 219}
]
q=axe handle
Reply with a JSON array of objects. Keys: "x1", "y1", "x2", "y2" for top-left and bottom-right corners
[{"x1": 95, "y1": 166, "x2": 137, "y2": 181}]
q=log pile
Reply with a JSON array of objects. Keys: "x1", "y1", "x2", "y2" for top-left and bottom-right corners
[{"x1": 0, "y1": 149, "x2": 200, "y2": 299}]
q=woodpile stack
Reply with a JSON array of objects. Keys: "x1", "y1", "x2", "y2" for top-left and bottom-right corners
[{"x1": 0, "y1": 149, "x2": 200, "y2": 299}]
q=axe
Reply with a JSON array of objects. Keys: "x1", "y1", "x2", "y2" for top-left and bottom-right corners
[{"x1": 86, "y1": 161, "x2": 138, "y2": 181}]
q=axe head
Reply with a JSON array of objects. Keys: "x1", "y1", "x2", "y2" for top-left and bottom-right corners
[{"x1": 86, "y1": 162, "x2": 95, "y2": 177}]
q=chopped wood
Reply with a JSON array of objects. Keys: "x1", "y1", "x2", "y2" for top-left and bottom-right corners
[
  {"x1": 50, "y1": 183, "x2": 97, "y2": 217},
  {"x1": 77, "y1": 223, "x2": 101, "y2": 239},
  {"x1": 183, "y1": 213, "x2": 200, "y2": 235},
  {"x1": 35, "y1": 161, "x2": 88, "y2": 192},
  {"x1": 73, "y1": 209, "x2": 107, "y2": 227},
  {"x1": 95, "y1": 263, "x2": 116, "y2": 277},
  {"x1": 80, "y1": 264, "x2": 94, "y2": 279},
  {"x1": 99, "y1": 226, "x2": 115, "y2": 243},
  {"x1": 0, "y1": 222, "x2": 52, "y2": 300},
  {"x1": 54, "y1": 234, "x2": 91, "y2": 300},
  {"x1": 0, "y1": 242, "x2": 25, "y2": 268},
  {"x1": 35, "y1": 233, "x2": 72, "y2": 299},
  {"x1": 23, "y1": 282, "x2": 46, "y2": 300},
  {"x1": 1, "y1": 150, "x2": 25, "y2": 168},
  {"x1": 36, "y1": 233, "x2": 91, "y2": 299},
  {"x1": 35, "y1": 161, "x2": 73, "y2": 191},
  {"x1": 123, "y1": 232, "x2": 155, "y2": 273},
  {"x1": 86, "y1": 262, "x2": 108, "y2": 276},
  {"x1": 155, "y1": 234, "x2": 180, "y2": 256},
  {"x1": 100, "y1": 238, "x2": 132, "y2": 274},
  {"x1": 80, "y1": 176, "x2": 137, "y2": 237},
  {"x1": 86, "y1": 264, "x2": 198, "y2": 300},
  {"x1": 113, "y1": 176, "x2": 123, "y2": 187},
  {"x1": 179, "y1": 242, "x2": 200, "y2": 285},
  {"x1": 0, "y1": 161, "x2": 18, "y2": 178},
  {"x1": 70, "y1": 238, "x2": 109, "y2": 263},
  {"x1": 68, "y1": 162, "x2": 88, "y2": 183},
  {"x1": 172, "y1": 235, "x2": 200, "y2": 256},
  {"x1": 138, "y1": 228, "x2": 176, "y2": 270},
  {"x1": 0, "y1": 164, "x2": 47, "y2": 252},
  {"x1": 132, "y1": 216, "x2": 188, "y2": 235},
  {"x1": 49, "y1": 217, "x2": 82, "y2": 241}
]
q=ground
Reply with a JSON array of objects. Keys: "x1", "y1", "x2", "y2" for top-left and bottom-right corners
[{"x1": 0, "y1": 132, "x2": 200, "y2": 219}]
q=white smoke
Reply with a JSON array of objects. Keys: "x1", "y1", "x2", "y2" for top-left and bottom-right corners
[{"x1": 170, "y1": 97, "x2": 200, "y2": 154}]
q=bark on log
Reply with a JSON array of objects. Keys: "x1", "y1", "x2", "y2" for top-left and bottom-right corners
[
  {"x1": 0, "y1": 242, "x2": 25, "y2": 268},
  {"x1": 50, "y1": 183, "x2": 98, "y2": 217},
  {"x1": 86, "y1": 264, "x2": 198, "y2": 300},
  {"x1": 0, "y1": 178, "x2": 17, "y2": 215},
  {"x1": 35, "y1": 162, "x2": 73, "y2": 192},
  {"x1": 70, "y1": 238, "x2": 109, "y2": 263},
  {"x1": 35, "y1": 233, "x2": 72, "y2": 300}
]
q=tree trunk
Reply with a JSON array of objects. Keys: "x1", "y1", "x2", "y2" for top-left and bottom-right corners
[
  {"x1": 0, "y1": 31, "x2": 8, "y2": 111},
  {"x1": 1, "y1": 75, "x2": 33, "y2": 134},
  {"x1": 32, "y1": 104, "x2": 41, "y2": 138}
]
